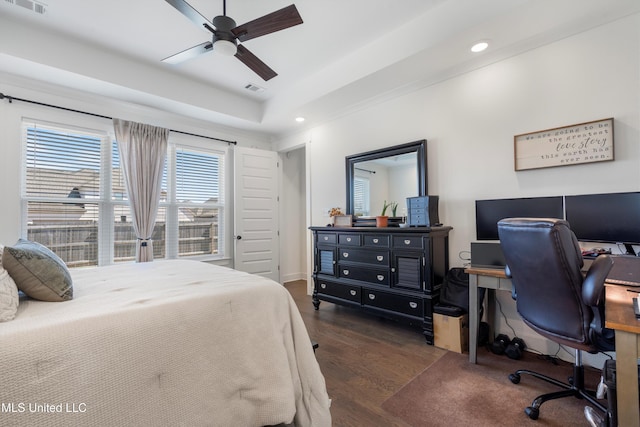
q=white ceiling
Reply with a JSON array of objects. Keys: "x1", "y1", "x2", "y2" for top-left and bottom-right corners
[{"x1": 1, "y1": 0, "x2": 639, "y2": 139}]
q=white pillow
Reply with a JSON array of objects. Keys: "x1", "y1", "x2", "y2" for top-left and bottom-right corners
[{"x1": 0, "y1": 267, "x2": 19, "y2": 322}]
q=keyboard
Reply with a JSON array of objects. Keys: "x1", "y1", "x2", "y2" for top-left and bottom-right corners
[{"x1": 606, "y1": 255, "x2": 640, "y2": 287}]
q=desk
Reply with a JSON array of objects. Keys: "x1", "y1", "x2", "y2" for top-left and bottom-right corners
[
  {"x1": 605, "y1": 285, "x2": 640, "y2": 427},
  {"x1": 467, "y1": 267, "x2": 511, "y2": 364}
]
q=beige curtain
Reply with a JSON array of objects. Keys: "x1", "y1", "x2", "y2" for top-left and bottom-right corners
[{"x1": 113, "y1": 119, "x2": 169, "y2": 262}]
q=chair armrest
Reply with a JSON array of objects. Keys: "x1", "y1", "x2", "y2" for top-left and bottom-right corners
[
  {"x1": 504, "y1": 265, "x2": 517, "y2": 300},
  {"x1": 582, "y1": 255, "x2": 613, "y2": 306},
  {"x1": 504, "y1": 264, "x2": 512, "y2": 278}
]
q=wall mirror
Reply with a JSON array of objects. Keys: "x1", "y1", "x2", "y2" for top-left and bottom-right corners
[{"x1": 346, "y1": 140, "x2": 427, "y2": 225}]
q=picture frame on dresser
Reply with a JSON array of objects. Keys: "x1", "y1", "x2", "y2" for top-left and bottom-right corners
[{"x1": 332, "y1": 215, "x2": 353, "y2": 227}]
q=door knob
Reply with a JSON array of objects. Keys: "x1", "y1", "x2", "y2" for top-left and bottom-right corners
[{"x1": 236, "y1": 235, "x2": 242, "y2": 240}]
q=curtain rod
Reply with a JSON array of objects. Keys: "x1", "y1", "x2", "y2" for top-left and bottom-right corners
[
  {"x1": 355, "y1": 167, "x2": 376, "y2": 174},
  {"x1": 0, "y1": 92, "x2": 238, "y2": 145}
]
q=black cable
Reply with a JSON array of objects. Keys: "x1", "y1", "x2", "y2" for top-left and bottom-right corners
[
  {"x1": 494, "y1": 294, "x2": 518, "y2": 338},
  {"x1": 458, "y1": 250, "x2": 471, "y2": 262},
  {"x1": 0, "y1": 92, "x2": 238, "y2": 145}
]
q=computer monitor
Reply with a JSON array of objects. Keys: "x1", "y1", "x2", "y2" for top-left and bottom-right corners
[
  {"x1": 565, "y1": 191, "x2": 640, "y2": 255},
  {"x1": 475, "y1": 196, "x2": 564, "y2": 240}
]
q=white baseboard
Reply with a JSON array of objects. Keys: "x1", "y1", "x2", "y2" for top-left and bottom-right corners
[{"x1": 282, "y1": 272, "x2": 306, "y2": 284}]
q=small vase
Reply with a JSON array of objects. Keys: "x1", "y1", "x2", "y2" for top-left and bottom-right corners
[{"x1": 376, "y1": 216, "x2": 388, "y2": 227}]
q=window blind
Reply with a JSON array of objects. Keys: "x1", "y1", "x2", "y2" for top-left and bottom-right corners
[
  {"x1": 25, "y1": 125, "x2": 102, "y2": 200},
  {"x1": 23, "y1": 123, "x2": 106, "y2": 267},
  {"x1": 354, "y1": 176, "x2": 370, "y2": 216},
  {"x1": 171, "y1": 147, "x2": 225, "y2": 257}
]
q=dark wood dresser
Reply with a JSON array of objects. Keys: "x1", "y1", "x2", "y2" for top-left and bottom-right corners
[{"x1": 310, "y1": 226, "x2": 452, "y2": 344}]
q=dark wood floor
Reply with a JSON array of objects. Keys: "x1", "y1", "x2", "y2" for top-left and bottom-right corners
[{"x1": 285, "y1": 280, "x2": 447, "y2": 427}]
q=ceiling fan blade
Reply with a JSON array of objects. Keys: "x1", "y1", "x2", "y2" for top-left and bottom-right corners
[
  {"x1": 162, "y1": 41, "x2": 213, "y2": 64},
  {"x1": 235, "y1": 44, "x2": 277, "y2": 81},
  {"x1": 164, "y1": 0, "x2": 216, "y2": 33},
  {"x1": 231, "y1": 4, "x2": 303, "y2": 43}
]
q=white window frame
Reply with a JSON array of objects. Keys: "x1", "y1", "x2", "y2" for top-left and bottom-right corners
[
  {"x1": 20, "y1": 117, "x2": 229, "y2": 266},
  {"x1": 21, "y1": 118, "x2": 114, "y2": 266},
  {"x1": 162, "y1": 139, "x2": 228, "y2": 261}
]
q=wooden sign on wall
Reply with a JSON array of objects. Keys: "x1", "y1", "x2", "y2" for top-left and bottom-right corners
[{"x1": 514, "y1": 118, "x2": 614, "y2": 171}]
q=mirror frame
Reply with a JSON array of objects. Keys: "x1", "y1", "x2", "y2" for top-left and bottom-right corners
[{"x1": 345, "y1": 139, "x2": 427, "y2": 223}]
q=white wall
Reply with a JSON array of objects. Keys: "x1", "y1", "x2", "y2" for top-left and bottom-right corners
[
  {"x1": 389, "y1": 163, "x2": 417, "y2": 218},
  {"x1": 297, "y1": 14, "x2": 640, "y2": 362},
  {"x1": 280, "y1": 147, "x2": 307, "y2": 283}
]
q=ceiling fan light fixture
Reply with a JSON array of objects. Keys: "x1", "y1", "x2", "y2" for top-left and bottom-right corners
[{"x1": 214, "y1": 39, "x2": 238, "y2": 56}]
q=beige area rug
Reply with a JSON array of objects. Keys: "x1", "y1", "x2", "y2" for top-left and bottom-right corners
[{"x1": 382, "y1": 349, "x2": 606, "y2": 427}]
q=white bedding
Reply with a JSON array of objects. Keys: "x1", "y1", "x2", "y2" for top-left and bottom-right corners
[{"x1": 0, "y1": 260, "x2": 331, "y2": 427}]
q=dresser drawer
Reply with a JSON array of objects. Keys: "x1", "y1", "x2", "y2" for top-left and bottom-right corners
[
  {"x1": 316, "y1": 279, "x2": 361, "y2": 303},
  {"x1": 392, "y1": 235, "x2": 424, "y2": 249},
  {"x1": 339, "y1": 248, "x2": 389, "y2": 266},
  {"x1": 338, "y1": 234, "x2": 361, "y2": 246},
  {"x1": 317, "y1": 232, "x2": 337, "y2": 244},
  {"x1": 363, "y1": 290, "x2": 424, "y2": 318},
  {"x1": 339, "y1": 266, "x2": 389, "y2": 285},
  {"x1": 408, "y1": 211, "x2": 427, "y2": 224},
  {"x1": 408, "y1": 197, "x2": 427, "y2": 209},
  {"x1": 363, "y1": 234, "x2": 390, "y2": 248}
]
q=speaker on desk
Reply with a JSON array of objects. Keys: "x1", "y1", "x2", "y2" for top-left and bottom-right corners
[{"x1": 407, "y1": 196, "x2": 440, "y2": 227}]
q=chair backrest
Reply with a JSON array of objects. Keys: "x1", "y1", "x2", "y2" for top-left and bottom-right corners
[{"x1": 497, "y1": 218, "x2": 598, "y2": 351}]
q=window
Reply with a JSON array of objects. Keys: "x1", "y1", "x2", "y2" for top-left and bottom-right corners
[
  {"x1": 168, "y1": 146, "x2": 225, "y2": 258},
  {"x1": 22, "y1": 120, "x2": 226, "y2": 266},
  {"x1": 23, "y1": 122, "x2": 106, "y2": 267},
  {"x1": 353, "y1": 176, "x2": 370, "y2": 217}
]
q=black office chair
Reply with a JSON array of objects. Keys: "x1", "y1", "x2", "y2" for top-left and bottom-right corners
[{"x1": 497, "y1": 218, "x2": 614, "y2": 422}]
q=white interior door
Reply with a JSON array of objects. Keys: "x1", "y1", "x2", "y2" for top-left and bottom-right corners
[{"x1": 233, "y1": 146, "x2": 280, "y2": 281}]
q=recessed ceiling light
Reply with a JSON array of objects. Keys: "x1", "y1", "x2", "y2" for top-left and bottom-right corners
[
  {"x1": 471, "y1": 41, "x2": 489, "y2": 53},
  {"x1": 295, "y1": 117, "x2": 305, "y2": 123}
]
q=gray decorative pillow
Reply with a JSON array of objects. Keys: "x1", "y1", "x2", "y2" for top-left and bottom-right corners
[
  {"x1": 0, "y1": 268, "x2": 19, "y2": 322},
  {"x1": 2, "y1": 239, "x2": 73, "y2": 302}
]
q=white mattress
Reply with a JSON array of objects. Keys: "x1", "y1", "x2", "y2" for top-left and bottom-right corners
[{"x1": 0, "y1": 260, "x2": 331, "y2": 426}]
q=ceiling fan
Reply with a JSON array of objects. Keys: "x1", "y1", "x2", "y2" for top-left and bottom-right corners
[{"x1": 163, "y1": 0, "x2": 303, "y2": 81}]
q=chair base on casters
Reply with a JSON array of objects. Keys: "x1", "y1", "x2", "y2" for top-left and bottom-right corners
[{"x1": 508, "y1": 350, "x2": 607, "y2": 421}]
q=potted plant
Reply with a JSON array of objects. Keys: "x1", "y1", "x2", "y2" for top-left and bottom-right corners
[
  {"x1": 390, "y1": 201, "x2": 398, "y2": 217},
  {"x1": 376, "y1": 200, "x2": 396, "y2": 227}
]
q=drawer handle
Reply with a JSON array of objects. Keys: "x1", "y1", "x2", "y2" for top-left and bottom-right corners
[
  {"x1": 343, "y1": 252, "x2": 349, "y2": 258},
  {"x1": 368, "y1": 293, "x2": 376, "y2": 300},
  {"x1": 343, "y1": 269, "x2": 350, "y2": 276},
  {"x1": 373, "y1": 238, "x2": 379, "y2": 243},
  {"x1": 377, "y1": 275, "x2": 384, "y2": 281},
  {"x1": 404, "y1": 239, "x2": 411, "y2": 245},
  {"x1": 346, "y1": 237, "x2": 352, "y2": 242},
  {"x1": 320, "y1": 283, "x2": 326, "y2": 289},
  {"x1": 409, "y1": 302, "x2": 418, "y2": 309},
  {"x1": 350, "y1": 290, "x2": 357, "y2": 296},
  {"x1": 323, "y1": 236, "x2": 329, "y2": 241},
  {"x1": 376, "y1": 255, "x2": 384, "y2": 262}
]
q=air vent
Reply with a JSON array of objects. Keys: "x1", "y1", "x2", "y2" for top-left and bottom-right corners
[
  {"x1": 5, "y1": 0, "x2": 47, "y2": 14},
  {"x1": 244, "y1": 83, "x2": 265, "y2": 93}
]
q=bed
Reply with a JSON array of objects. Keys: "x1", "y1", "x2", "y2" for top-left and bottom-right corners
[{"x1": 0, "y1": 259, "x2": 331, "y2": 427}]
